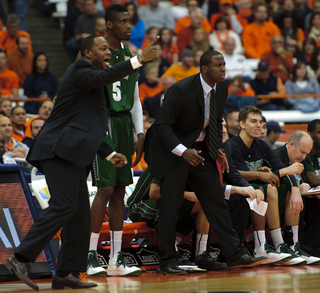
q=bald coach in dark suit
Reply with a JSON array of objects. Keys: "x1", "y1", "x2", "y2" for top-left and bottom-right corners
[{"x1": 5, "y1": 35, "x2": 158, "y2": 290}]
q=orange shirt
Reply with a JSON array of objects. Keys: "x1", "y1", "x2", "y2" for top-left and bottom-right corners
[
  {"x1": 161, "y1": 64, "x2": 199, "y2": 82},
  {"x1": 139, "y1": 81, "x2": 163, "y2": 105},
  {"x1": 297, "y1": 28, "x2": 305, "y2": 42},
  {"x1": 0, "y1": 68, "x2": 19, "y2": 96},
  {"x1": 12, "y1": 129, "x2": 25, "y2": 142},
  {"x1": 174, "y1": 15, "x2": 212, "y2": 35},
  {"x1": 24, "y1": 116, "x2": 39, "y2": 138},
  {"x1": 162, "y1": 43, "x2": 179, "y2": 64},
  {"x1": 242, "y1": 21, "x2": 281, "y2": 59},
  {"x1": 0, "y1": 30, "x2": 32, "y2": 54},
  {"x1": 6, "y1": 50, "x2": 33, "y2": 87},
  {"x1": 228, "y1": 85, "x2": 255, "y2": 96}
]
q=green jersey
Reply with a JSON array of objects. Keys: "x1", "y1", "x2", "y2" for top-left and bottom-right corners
[{"x1": 106, "y1": 43, "x2": 138, "y2": 114}]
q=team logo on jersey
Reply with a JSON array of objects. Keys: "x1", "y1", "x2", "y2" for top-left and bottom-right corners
[{"x1": 125, "y1": 56, "x2": 130, "y2": 61}]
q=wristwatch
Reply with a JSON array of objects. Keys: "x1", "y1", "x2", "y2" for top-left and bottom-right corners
[{"x1": 137, "y1": 54, "x2": 145, "y2": 65}]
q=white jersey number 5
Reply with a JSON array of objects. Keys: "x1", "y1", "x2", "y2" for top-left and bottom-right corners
[{"x1": 112, "y1": 81, "x2": 122, "y2": 102}]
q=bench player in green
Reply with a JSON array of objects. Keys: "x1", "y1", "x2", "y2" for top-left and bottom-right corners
[{"x1": 87, "y1": 4, "x2": 154, "y2": 276}]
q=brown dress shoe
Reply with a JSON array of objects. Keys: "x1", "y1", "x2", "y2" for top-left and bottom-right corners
[
  {"x1": 52, "y1": 273, "x2": 97, "y2": 289},
  {"x1": 4, "y1": 255, "x2": 39, "y2": 291}
]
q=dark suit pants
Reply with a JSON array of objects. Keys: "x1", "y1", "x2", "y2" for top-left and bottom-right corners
[
  {"x1": 159, "y1": 142, "x2": 244, "y2": 266},
  {"x1": 299, "y1": 197, "x2": 320, "y2": 251},
  {"x1": 15, "y1": 156, "x2": 90, "y2": 273}
]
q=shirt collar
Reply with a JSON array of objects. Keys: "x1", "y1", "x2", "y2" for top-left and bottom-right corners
[{"x1": 200, "y1": 73, "x2": 216, "y2": 95}]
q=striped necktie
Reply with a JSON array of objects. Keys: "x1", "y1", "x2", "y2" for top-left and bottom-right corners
[{"x1": 208, "y1": 89, "x2": 219, "y2": 159}]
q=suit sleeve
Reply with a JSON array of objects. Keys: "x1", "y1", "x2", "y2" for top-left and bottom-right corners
[
  {"x1": 97, "y1": 141, "x2": 114, "y2": 160},
  {"x1": 152, "y1": 85, "x2": 186, "y2": 152},
  {"x1": 72, "y1": 59, "x2": 137, "y2": 91}
]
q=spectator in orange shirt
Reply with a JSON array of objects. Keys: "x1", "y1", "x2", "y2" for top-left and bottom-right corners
[
  {"x1": 11, "y1": 106, "x2": 27, "y2": 142},
  {"x1": 174, "y1": 0, "x2": 212, "y2": 35},
  {"x1": 177, "y1": 9, "x2": 208, "y2": 52},
  {"x1": 242, "y1": 0, "x2": 281, "y2": 59},
  {"x1": 228, "y1": 75, "x2": 255, "y2": 96},
  {"x1": 261, "y1": 34, "x2": 294, "y2": 83},
  {"x1": 210, "y1": 0, "x2": 244, "y2": 35},
  {"x1": 305, "y1": 0, "x2": 320, "y2": 30},
  {"x1": 250, "y1": 60, "x2": 286, "y2": 110},
  {"x1": 0, "y1": 14, "x2": 32, "y2": 54},
  {"x1": 158, "y1": 27, "x2": 179, "y2": 64},
  {"x1": 0, "y1": 99, "x2": 12, "y2": 119},
  {"x1": 6, "y1": 36, "x2": 33, "y2": 87},
  {"x1": 0, "y1": 49, "x2": 19, "y2": 98},
  {"x1": 24, "y1": 100, "x2": 54, "y2": 139},
  {"x1": 161, "y1": 48, "x2": 199, "y2": 81},
  {"x1": 279, "y1": 12, "x2": 304, "y2": 53},
  {"x1": 139, "y1": 62, "x2": 163, "y2": 105},
  {"x1": 22, "y1": 118, "x2": 45, "y2": 148}
]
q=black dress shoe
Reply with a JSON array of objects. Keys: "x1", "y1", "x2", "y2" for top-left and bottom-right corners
[
  {"x1": 4, "y1": 256, "x2": 39, "y2": 291},
  {"x1": 52, "y1": 273, "x2": 97, "y2": 289},
  {"x1": 159, "y1": 263, "x2": 188, "y2": 275},
  {"x1": 194, "y1": 252, "x2": 227, "y2": 271},
  {"x1": 228, "y1": 254, "x2": 267, "y2": 270}
]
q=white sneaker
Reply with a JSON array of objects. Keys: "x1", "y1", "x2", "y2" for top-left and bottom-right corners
[
  {"x1": 107, "y1": 252, "x2": 142, "y2": 276},
  {"x1": 276, "y1": 243, "x2": 307, "y2": 266},
  {"x1": 292, "y1": 242, "x2": 320, "y2": 265},
  {"x1": 254, "y1": 242, "x2": 292, "y2": 265},
  {"x1": 87, "y1": 250, "x2": 108, "y2": 276}
]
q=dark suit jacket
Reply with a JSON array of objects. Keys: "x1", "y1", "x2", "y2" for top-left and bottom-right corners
[
  {"x1": 273, "y1": 144, "x2": 307, "y2": 183},
  {"x1": 145, "y1": 73, "x2": 227, "y2": 180},
  {"x1": 143, "y1": 92, "x2": 163, "y2": 119},
  {"x1": 222, "y1": 140, "x2": 250, "y2": 191},
  {"x1": 28, "y1": 59, "x2": 136, "y2": 168}
]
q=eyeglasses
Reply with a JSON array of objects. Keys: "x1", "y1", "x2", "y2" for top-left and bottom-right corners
[{"x1": 0, "y1": 48, "x2": 6, "y2": 53}]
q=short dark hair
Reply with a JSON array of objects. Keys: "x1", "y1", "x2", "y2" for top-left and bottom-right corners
[
  {"x1": 7, "y1": 13, "x2": 19, "y2": 24},
  {"x1": 30, "y1": 118, "x2": 45, "y2": 130},
  {"x1": 261, "y1": 115, "x2": 266, "y2": 123},
  {"x1": 226, "y1": 109, "x2": 239, "y2": 120},
  {"x1": 200, "y1": 50, "x2": 221, "y2": 68},
  {"x1": 16, "y1": 35, "x2": 28, "y2": 46},
  {"x1": 105, "y1": 4, "x2": 128, "y2": 23},
  {"x1": 308, "y1": 119, "x2": 320, "y2": 133},
  {"x1": 214, "y1": 16, "x2": 230, "y2": 31},
  {"x1": 80, "y1": 35, "x2": 101, "y2": 57},
  {"x1": 11, "y1": 105, "x2": 26, "y2": 116},
  {"x1": 238, "y1": 106, "x2": 262, "y2": 124}
]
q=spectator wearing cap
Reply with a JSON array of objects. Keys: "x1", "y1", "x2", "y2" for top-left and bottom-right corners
[
  {"x1": 250, "y1": 60, "x2": 286, "y2": 111},
  {"x1": 209, "y1": 0, "x2": 245, "y2": 35},
  {"x1": 161, "y1": 48, "x2": 199, "y2": 82},
  {"x1": 242, "y1": 1, "x2": 281, "y2": 59},
  {"x1": 177, "y1": 9, "x2": 209, "y2": 52},
  {"x1": 261, "y1": 35, "x2": 294, "y2": 83},
  {"x1": 265, "y1": 121, "x2": 286, "y2": 149},
  {"x1": 285, "y1": 61, "x2": 320, "y2": 113}
]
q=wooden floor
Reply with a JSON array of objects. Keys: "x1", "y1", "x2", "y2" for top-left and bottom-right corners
[{"x1": 2, "y1": 265, "x2": 320, "y2": 292}]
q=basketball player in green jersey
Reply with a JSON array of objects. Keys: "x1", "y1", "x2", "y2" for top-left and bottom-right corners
[{"x1": 88, "y1": 5, "x2": 149, "y2": 276}]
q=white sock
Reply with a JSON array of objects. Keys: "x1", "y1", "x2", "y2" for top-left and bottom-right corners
[
  {"x1": 270, "y1": 228, "x2": 284, "y2": 250},
  {"x1": 254, "y1": 230, "x2": 266, "y2": 250},
  {"x1": 110, "y1": 230, "x2": 122, "y2": 259},
  {"x1": 89, "y1": 232, "x2": 100, "y2": 251},
  {"x1": 195, "y1": 234, "x2": 208, "y2": 257},
  {"x1": 292, "y1": 225, "x2": 299, "y2": 248}
]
